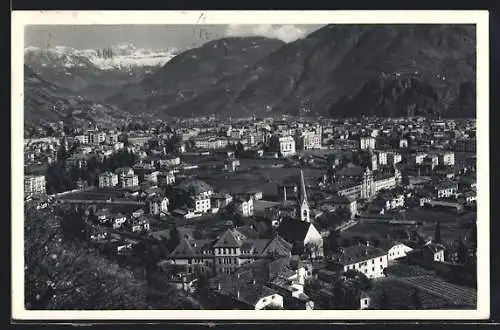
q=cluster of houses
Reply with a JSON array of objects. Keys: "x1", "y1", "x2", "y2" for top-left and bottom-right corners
[{"x1": 25, "y1": 115, "x2": 477, "y2": 310}]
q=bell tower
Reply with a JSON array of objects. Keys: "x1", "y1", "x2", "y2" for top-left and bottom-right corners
[{"x1": 298, "y1": 169, "x2": 310, "y2": 222}]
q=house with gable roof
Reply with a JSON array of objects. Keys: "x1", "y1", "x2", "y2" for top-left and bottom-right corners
[{"x1": 163, "y1": 228, "x2": 293, "y2": 276}]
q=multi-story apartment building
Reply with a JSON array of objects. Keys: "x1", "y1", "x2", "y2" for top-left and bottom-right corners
[
  {"x1": 74, "y1": 135, "x2": 89, "y2": 145},
  {"x1": 438, "y1": 151, "x2": 455, "y2": 167},
  {"x1": 330, "y1": 166, "x2": 401, "y2": 201},
  {"x1": 234, "y1": 195, "x2": 254, "y2": 217},
  {"x1": 414, "y1": 152, "x2": 428, "y2": 165},
  {"x1": 24, "y1": 175, "x2": 46, "y2": 195},
  {"x1": 148, "y1": 196, "x2": 169, "y2": 216},
  {"x1": 376, "y1": 151, "x2": 388, "y2": 166},
  {"x1": 165, "y1": 229, "x2": 293, "y2": 276},
  {"x1": 339, "y1": 245, "x2": 389, "y2": 279},
  {"x1": 190, "y1": 196, "x2": 211, "y2": 213},
  {"x1": 88, "y1": 131, "x2": 106, "y2": 145},
  {"x1": 436, "y1": 182, "x2": 458, "y2": 198},
  {"x1": 115, "y1": 167, "x2": 135, "y2": 186},
  {"x1": 387, "y1": 152, "x2": 402, "y2": 165},
  {"x1": 387, "y1": 242, "x2": 414, "y2": 261},
  {"x1": 98, "y1": 172, "x2": 119, "y2": 188},
  {"x1": 194, "y1": 136, "x2": 229, "y2": 150},
  {"x1": 360, "y1": 136, "x2": 376, "y2": 150},
  {"x1": 105, "y1": 133, "x2": 119, "y2": 145},
  {"x1": 121, "y1": 174, "x2": 139, "y2": 188},
  {"x1": 295, "y1": 130, "x2": 322, "y2": 150},
  {"x1": 127, "y1": 135, "x2": 153, "y2": 146},
  {"x1": 270, "y1": 135, "x2": 296, "y2": 158},
  {"x1": 157, "y1": 171, "x2": 176, "y2": 186}
]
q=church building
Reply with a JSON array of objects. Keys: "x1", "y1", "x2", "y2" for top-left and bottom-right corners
[{"x1": 277, "y1": 169, "x2": 324, "y2": 258}]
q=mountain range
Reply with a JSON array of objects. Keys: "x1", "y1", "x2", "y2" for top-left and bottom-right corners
[
  {"x1": 24, "y1": 65, "x2": 130, "y2": 127},
  {"x1": 154, "y1": 24, "x2": 476, "y2": 119},
  {"x1": 24, "y1": 24, "x2": 477, "y2": 124},
  {"x1": 24, "y1": 43, "x2": 180, "y2": 100},
  {"x1": 105, "y1": 36, "x2": 286, "y2": 115}
]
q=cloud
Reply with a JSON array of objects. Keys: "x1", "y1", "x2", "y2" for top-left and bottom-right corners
[{"x1": 225, "y1": 24, "x2": 314, "y2": 43}]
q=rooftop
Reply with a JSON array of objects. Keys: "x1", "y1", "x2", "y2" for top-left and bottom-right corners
[{"x1": 337, "y1": 245, "x2": 387, "y2": 265}]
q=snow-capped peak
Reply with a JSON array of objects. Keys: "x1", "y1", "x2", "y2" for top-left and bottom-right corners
[{"x1": 25, "y1": 43, "x2": 179, "y2": 71}]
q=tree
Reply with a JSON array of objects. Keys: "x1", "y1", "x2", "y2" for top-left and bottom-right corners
[
  {"x1": 411, "y1": 288, "x2": 422, "y2": 309},
  {"x1": 457, "y1": 237, "x2": 469, "y2": 265},
  {"x1": 368, "y1": 235, "x2": 381, "y2": 247},
  {"x1": 164, "y1": 134, "x2": 182, "y2": 154},
  {"x1": 379, "y1": 290, "x2": 390, "y2": 309},
  {"x1": 24, "y1": 208, "x2": 149, "y2": 310},
  {"x1": 325, "y1": 230, "x2": 340, "y2": 255},
  {"x1": 434, "y1": 222, "x2": 441, "y2": 244},
  {"x1": 235, "y1": 142, "x2": 245, "y2": 156},
  {"x1": 167, "y1": 226, "x2": 181, "y2": 252},
  {"x1": 332, "y1": 277, "x2": 359, "y2": 309},
  {"x1": 56, "y1": 144, "x2": 69, "y2": 162},
  {"x1": 344, "y1": 269, "x2": 371, "y2": 291},
  {"x1": 304, "y1": 242, "x2": 321, "y2": 262},
  {"x1": 341, "y1": 237, "x2": 353, "y2": 247}
]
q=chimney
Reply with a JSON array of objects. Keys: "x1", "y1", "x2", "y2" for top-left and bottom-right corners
[
  {"x1": 217, "y1": 282, "x2": 221, "y2": 290},
  {"x1": 253, "y1": 279, "x2": 256, "y2": 285},
  {"x1": 283, "y1": 186, "x2": 287, "y2": 201},
  {"x1": 237, "y1": 290, "x2": 240, "y2": 299}
]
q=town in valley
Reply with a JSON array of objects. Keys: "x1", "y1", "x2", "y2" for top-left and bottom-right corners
[
  {"x1": 22, "y1": 23, "x2": 478, "y2": 311},
  {"x1": 24, "y1": 115, "x2": 478, "y2": 310}
]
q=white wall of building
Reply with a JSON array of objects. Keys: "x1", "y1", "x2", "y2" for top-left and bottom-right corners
[
  {"x1": 343, "y1": 254, "x2": 388, "y2": 279},
  {"x1": 387, "y1": 244, "x2": 413, "y2": 261}
]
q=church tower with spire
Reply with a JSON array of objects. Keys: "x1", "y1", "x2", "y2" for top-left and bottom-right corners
[{"x1": 298, "y1": 169, "x2": 310, "y2": 223}]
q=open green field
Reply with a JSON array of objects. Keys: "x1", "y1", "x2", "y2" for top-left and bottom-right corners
[
  {"x1": 198, "y1": 166, "x2": 324, "y2": 198},
  {"x1": 55, "y1": 187, "x2": 128, "y2": 200},
  {"x1": 401, "y1": 209, "x2": 476, "y2": 224},
  {"x1": 343, "y1": 209, "x2": 475, "y2": 244}
]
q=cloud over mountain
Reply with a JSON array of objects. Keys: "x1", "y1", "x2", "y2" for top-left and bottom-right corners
[{"x1": 225, "y1": 24, "x2": 315, "y2": 43}]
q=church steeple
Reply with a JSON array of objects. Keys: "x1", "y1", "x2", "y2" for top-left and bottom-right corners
[
  {"x1": 300, "y1": 169, "x2": 308, "y2": 203},
  {"x1": 298, "y1": 169, "x2": 310, "y2": 222}
]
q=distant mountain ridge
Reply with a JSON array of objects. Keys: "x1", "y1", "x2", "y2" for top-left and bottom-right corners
[
  {"x1": 24, "y1": 43, "x2": 180, "y2": 99},
  {"x1": 24, "y1": 65, "x2": 129, "y2": 127},
  {"x1": 25, "y1": 25, "x2": 477, "y2": 122},
  {"x1": 106, "y1": 36, "x2": 286, "y2": 114},
  {"x1": 150, "y1": 24, "x2": 476, "y2": 118}
]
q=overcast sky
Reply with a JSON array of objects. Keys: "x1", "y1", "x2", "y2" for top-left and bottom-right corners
[{"x1": 25, "y1": 24, "x2": 325, "y2": 50}]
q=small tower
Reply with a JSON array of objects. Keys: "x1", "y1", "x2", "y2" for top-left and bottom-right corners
[{"x1": 298, "y1": 169, "x2": 310, "y2": 223}]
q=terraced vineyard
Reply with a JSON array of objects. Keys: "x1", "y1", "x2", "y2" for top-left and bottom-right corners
[{"x1": 395, "y1": 276, "x2": 477, "y2": 307}]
